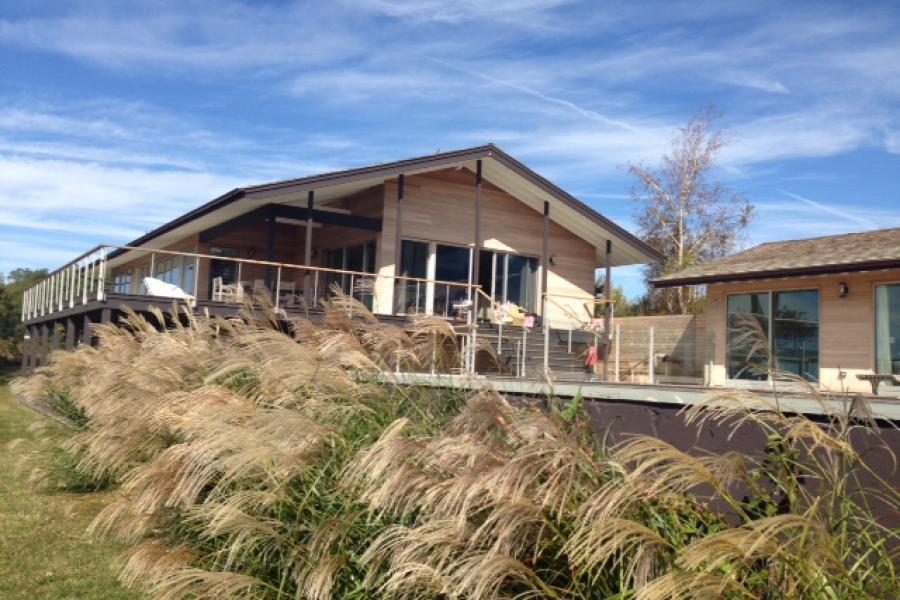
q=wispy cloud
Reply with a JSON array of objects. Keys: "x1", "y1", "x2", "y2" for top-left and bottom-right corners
[{"x1": 777, "y1": 190, "x2": 879, "y2": 230}]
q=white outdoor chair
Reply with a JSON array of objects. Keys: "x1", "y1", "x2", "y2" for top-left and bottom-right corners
[
  {"x1": 211, "y1": 277, "x2": 243, "y2": 303},
  {"x1": 143, "y1": 277, "x2": 195, "y2": 307}
]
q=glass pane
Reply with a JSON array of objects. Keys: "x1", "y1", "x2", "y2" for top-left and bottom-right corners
[
  {"x1": 433, "y1": 244, "x2": 470, "y2": 317},
  {"x1": 346, "y1": 244, "x2": 365, "y2": 272},
  {"x1": 876, "y1": 284, "x2": 900, "y2": 375},
  {"x1": 364, "y1": 240, "x2": 376, "y2": 274},
  {"x1": 396, "y1": 240, "x2": 428, "y2": 313},
  {"x1": 772, "y1": 290, "x2": 819, "y2": 381},
  {"x1": 506, "y1": 255, "x2": 538, "y2": 313},
  {"x1": 183, "y1": 261, "x2": 195, "y2": 295},
  {"x1": 726, "y1": 293, "x2": 770, "y2": 380},
  {"x1": 325, "y1": 248, "x2": 345, "y2": 295}
]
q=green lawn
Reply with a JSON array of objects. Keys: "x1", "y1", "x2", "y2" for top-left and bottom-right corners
[{"x1": 0, "y1": 369, "x2": 140, "y2": 599}]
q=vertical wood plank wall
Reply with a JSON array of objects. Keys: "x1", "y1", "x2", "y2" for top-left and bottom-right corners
[
  {"x1": 377, "y1": 169, "x2": 597, "y2": 325},
  {"x1": 109, "y1": 168, "x2": 600, "y2": 326}
]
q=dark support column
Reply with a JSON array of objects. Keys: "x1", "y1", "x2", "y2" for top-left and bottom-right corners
[
  {"x1": 50, "y1": 321, "x2": 60, "y2": 353},
  {"x1": 82, "y1": 314, "x2": 93, "y2": 346},
  {"x1": 393, "y1": 174, "x2": 404, "y2": 314},
  {"x1": 266, "y1": 205, "x2": 277, "y2": 288},
  {"x1": 541, "y1": 201, "x2": 550, "y2": 319},
  {"x1": 101, "y1": 308, "x2": 111, "y2": 325},
  {"x1": 472, "y1": 160, "x2": 483, "y2": 290},
  {"x1": 39, "y1": 323, "x2": 49, "y2": 366},
  {"x1": 65, "y1": 318, "x2": 76, "y2": 350},
  {"x1": 21, "y1": 327, "x2": 32, "y2": 368},
  {"x1": 304, "y1": 190, "x2": 314, "y2": 301},
  {"x1": 603, "y1": 240, "x2": 612, "y2": 381}
]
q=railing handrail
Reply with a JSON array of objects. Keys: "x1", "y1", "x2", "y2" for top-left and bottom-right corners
[{"x1": 23, "y1": 243, "x2": 483, "y2": 295}]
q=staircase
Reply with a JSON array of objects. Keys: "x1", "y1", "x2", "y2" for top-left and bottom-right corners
[{"x1": 474, "y1": 323, "x2": 601, "y2": 380}]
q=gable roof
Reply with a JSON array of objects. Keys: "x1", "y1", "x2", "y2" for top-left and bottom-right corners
[
  {"x1": 653, "y1": 227, "x2": 900, "y2": 287},
  {"x1": 115, "y1": 144, "x2": 662, "y2": 267}
]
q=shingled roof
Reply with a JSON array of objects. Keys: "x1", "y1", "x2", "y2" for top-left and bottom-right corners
[{"x1": 653, "y1": 227, "x2": 900, "y2": 287}]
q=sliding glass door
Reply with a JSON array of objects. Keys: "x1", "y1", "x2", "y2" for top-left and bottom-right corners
[
  {"x1": 726, "y1": 289, "x2": 819, "y2": 382},
  {"x1": 477, "y1": 250, "x2": 539, "y2": 316},
  {"x1": 395, "y1": 240, "x2": 472, "y2": 316},
  {"x1": 396, "y1": 240, "x2": 429, "y2": 314},
  {"x1": 876, "y1": 284, "x2": 900, "y2": 375}
]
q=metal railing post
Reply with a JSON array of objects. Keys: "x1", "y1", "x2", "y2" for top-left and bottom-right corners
[
  {"x1": 313, "y1": 271, "x2": 319, "y2": 307},
  {"x1": 470, "y1": 293, "x2": 479, "y2": 375},
  {"x1": 275, "y1": 266, "x2": 282, "y2": 309},
  {"x1": 615, "y1": 323, "x2": 621, "y2": 382},
  {"x1": 82, "y1": 261, "x2": 88, "y2": 305},
  {"x1": 193, "y1": 257, "x2": 200, "y2": 302},
  {"x1": 543, "y1": 315, "x2": 550, "y2": 377},
  {"x1": 97, "y1": 247, "x2": 107, "y2": 301},
  {"x1": 648, "y1": 326, "x2": 655, "y2": 385},
  {"x1": 521, "y1": 327, "x2": 527, "y2": 378},
  {"x1": 349, "y1": 274, "x2": 355, "y2": 317}
]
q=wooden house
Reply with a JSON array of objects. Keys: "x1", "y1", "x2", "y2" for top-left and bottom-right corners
[
  {"x1": 654, "y1": 228, "x2": 900, "y2": 394},
  {"x1": 20, "y1": 145, "x2": 661, "y2": 377}
]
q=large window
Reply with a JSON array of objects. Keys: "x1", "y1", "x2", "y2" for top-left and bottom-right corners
[
  {"x1": 476, "y1": 250, "x2": 539, "y2": 314},
  {"x1": 113, "y1": 273, "x2": 132, "y2": 294},
  {"x1": 727, "y1": 290, "x2": 819, "y2": 382},
  {"x1": 876, "y1": 284, "x2": 900, "y2": 375},
  {"x1": 324, "y1": 241, "x2": 376, "y2": 308},
  {"x1": 395, "y1": 240, "x2": 472, "y2": 316}
]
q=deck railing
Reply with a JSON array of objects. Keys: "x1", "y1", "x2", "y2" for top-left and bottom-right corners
[{"x1": 26, "y1": 245, "x2": 701, "y2": 383}]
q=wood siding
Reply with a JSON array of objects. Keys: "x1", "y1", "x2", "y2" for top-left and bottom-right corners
[
  {"x1": 111, "y1": 169, "x2": 601, "y2": 324},
  {"x1": 377, "y1": 169, "x2": 598, "y2": 325},
  {"x1": 705, "y1": 268, "x2": 900, "y2": 393}
]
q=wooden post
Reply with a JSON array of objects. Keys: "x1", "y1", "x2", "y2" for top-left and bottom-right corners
[
  {"x1": 615, "y1": 323, "x2": 621, "y2": 382},
  {"x1": 541, "y1": 202, "x2": 551, "y2": 377},
  {"x1": 21, "y1": 327, "x2": 32, "y2": 368},
  {"x1": 393, "y1": 174, "x2": 404, "y2": 314},
  {"x1": 648, "y1": 326, "x2": 655, "y2": 384},
  {"x1": 82, "y1": 314, "x2": 93, "y2": 347},
  {"x1": 266, "y1": 206, "x2": 277, "y2": 288},
  {"x1": 603, "y1": 240, "x2": 612, "y2": 381},
  {"x1": 65, "y1": 318, "x2": 76, "y2": 350},
  {"x1": 304, "y1": 190, "x2": 314, "y2": 300},
  {"x1": 101, "y1": 308, "x2": 111, "y2": 325},
  {"x1": 50, "y1": 320, "x2": 61, "y2": 353},
  {"x1": 39, "y1": 323, "x2": 49, "y2": 366},
  {"x1": 472, "y1": 160, "x2": 482, "y2": 292}
]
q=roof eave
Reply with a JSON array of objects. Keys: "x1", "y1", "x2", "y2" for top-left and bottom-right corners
[{"x1": 652, "y1": 258, "x2": 900, "y2": 288}]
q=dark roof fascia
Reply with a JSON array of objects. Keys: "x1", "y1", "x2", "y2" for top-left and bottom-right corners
[
  {"x1": 112, "y1": 146, "x2": 498, "y2": 258},
  {"x1": 243, "y1": 145, "x2": 495, "y2": 197},
  {"x1": 111, "y1": 143, "x2": 660, "y2": 263},
  {"x1": 486, "y1": 147, "x2": 664, "y2": 262},
  {"x1": 109, "y1": 188, "x2": 246, "y2": 260},
  {"x1": 652, "y1": 258, "x2": 900, "y2": 288}
]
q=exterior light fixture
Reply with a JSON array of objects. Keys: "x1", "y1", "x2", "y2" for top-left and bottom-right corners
[
  {"x1": 549, "y1": 254, "x2": 558, "y2": 266},
  {"x1": 839, "y1": 282, "x2": 849, "y2": 298}
]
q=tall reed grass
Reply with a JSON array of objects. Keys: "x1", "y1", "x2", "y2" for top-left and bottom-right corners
[{"x1": 12, "y1": 295, "x2": 899, "y2": 599}]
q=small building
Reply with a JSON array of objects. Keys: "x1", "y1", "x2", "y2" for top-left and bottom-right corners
[
  {"x1": 20, "y1": 144, "x2": 661, "y2": 377},
  {"x1": 653, "y1": 228, "x2": 900, "y2": 394}
]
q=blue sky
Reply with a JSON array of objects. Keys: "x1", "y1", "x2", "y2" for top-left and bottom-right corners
[{"x1": 1, "y1": 0, "x2": 899, "y2": 298}]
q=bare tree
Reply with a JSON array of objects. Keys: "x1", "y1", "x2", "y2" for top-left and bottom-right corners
[{"x1": 629, "y1": 107, "x2": 753, "y2": 314}]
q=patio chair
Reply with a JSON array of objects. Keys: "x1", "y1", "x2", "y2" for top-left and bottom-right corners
[
  {"x1": 143, "y1": 277, "x2": 195, "y2": 307},
  {"x1": 211, "y1": 277, "x2": 243, "y2": 303}
]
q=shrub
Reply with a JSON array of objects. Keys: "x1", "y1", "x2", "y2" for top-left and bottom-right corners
[{"x1": 12, "y1": 295, "x2": 898, "y2": 599}]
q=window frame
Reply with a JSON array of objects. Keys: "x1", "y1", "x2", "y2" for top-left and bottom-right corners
[
  {"x1": 874, "y1": 281, "x2": 900, "y2": 376},
  {"x1": 724, "y1": 287, "x2": 821, "y2": 383}
]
